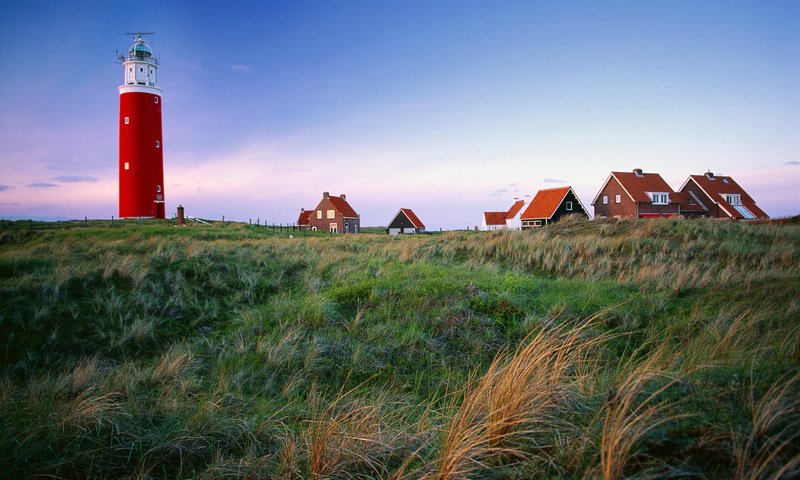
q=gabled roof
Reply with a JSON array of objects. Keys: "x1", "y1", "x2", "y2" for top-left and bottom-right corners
[
  {"x1": 483, "y1": 211, "x2": 507, "y2": 225},
  {"x1": 297, "y1": 209, "x2": 312, "y2": 225},
  {"x1": 399, "y1": 208, "x2": 425, "y2": 229},
  {"x1": 520, "y1": 186, "x2": 588, "y2": 220},
  {"x1": 328, "y1": 195, "x2": 359, "y2": 218},
  {"x1": 674, "y1": 191, "x2": 706, "y2": 213},
  {"x1": 506, "y1": 200, "x2": 526, "y2": 219},
  {"x1": 592, "y1": 170, "x2": 678, "y2": 205},
  {"x1": 681, "y1": 174, "x2": 768, "y2": 219}
]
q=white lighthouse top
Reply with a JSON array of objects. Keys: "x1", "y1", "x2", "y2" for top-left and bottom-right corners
[
  {"x1": 119, "y1": 33, "x2": 161, "y2": 94},
  {"x1": 127, "y1": 36, "x2": 157, "y2": 64}
]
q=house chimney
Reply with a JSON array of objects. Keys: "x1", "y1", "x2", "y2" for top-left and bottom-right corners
[
  {"x1": 301, "y1": 208, "x2": 304, "y2": 212},
  {"x1": 633, "y1": 168, "x2": 644, "y2": 177},
  {"x1": 340, "y1": 194, "x2": 346, "y2": 200},
  {"x1": 323, "y1": 191, "x2": 329, "y2": 198},
  {"x1": 705, "y1": 171, "x2": 715, "y2": 179}
]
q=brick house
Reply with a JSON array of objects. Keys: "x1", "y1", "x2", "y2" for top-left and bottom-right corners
[
  {"x1": 678, "y1": 172, "x2": 768, "y2": 220},
  {"x1": 296, "y1": 209, "x2": 312, "y2": 229},
  {"x1": 520, "y1": 186, "x2": 589, "y2": 228},
  {"x1": 308, "y1": 192, "x2": 360, "y2": 233},
  {"x1": 592, "y1": 169, "x2": 681, "y2": 219}
]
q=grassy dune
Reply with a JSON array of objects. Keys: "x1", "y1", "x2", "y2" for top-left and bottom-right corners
[{"x1": 1, "y1": 217, "x2": 798, "y2": 478}]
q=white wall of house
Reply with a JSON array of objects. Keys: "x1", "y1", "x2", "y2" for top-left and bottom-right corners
[{"x1": 505, "y1": 198, "x2": 532, "y2": 230}]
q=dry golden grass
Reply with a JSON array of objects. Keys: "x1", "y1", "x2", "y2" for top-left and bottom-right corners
[
  {"x1": 70, "y1": 355, "x2": 100, "y2": 392},
  {"x1": 426, "y1": 319, "x2": 606, "y2": 479},
  {"x1": 304, "y1": 392, "x2": 387, "y2": 478},
  {"x1": 59, "y1": 386, "x2": 122, "y2": 433},
  {"x1": 597, "y1": 347, "x2": 686, "y2": 480},
  {"x1": 150, "y1": 343, "x2": 196, "y2": 384},
  {"x1": 734, "y1": 372, "x2": 800, "y2": 480}
]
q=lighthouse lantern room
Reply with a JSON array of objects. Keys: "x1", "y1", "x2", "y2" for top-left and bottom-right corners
[{"x1": 118, "y1": 33, "x2": 165, "y2": 219}]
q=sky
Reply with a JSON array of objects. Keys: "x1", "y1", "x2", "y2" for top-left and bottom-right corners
[{"x1": 0, "y1": 0, "x2": 798, "y2": 228}]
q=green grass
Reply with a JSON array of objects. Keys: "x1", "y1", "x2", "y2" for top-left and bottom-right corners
[{"x1": 1, "y1": 218, "x2": 798, "y2": 478}]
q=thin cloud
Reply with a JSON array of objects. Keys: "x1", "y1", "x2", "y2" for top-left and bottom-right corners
[
  {"x1": 0, "y1": 185, "x2": 10, "y2": 192},
  {"x1": 30, "y1": 203, "x2": 58, "y2": 211},
  {"x1": 230, "y1": 64, "x2": 253, "y2": 73},
  {"x1": 784, "y1": 161, "x2": 800, "y2": 166},
  {"x1": 489, "y1": 183, "x2": 522, "y2": 197},
  {"x1": 27, "y1": 182, "x2": 59, "y2": 188},
  {"x1": 53, "y1": 175, "x2": 98, "y2": 183},
  {"x1": 543, "y1": 177, "x2": 567, "y2": 184}
]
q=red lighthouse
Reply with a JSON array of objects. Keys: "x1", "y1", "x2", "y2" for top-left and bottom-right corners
[{"x1": 118, "y1": 33, "x2": 165, "y2": 219}]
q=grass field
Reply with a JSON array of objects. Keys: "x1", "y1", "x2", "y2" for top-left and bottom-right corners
[{"x1": 1, "y1": 217, "x2": 798, "y2": 479}]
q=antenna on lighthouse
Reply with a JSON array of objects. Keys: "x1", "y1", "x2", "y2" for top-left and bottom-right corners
[
  {"x1": 116, "y1": 32, "x2": 156, "y2": 63},
  {"x1": 125, "y1": 32, "x2": 156, "y2": 39}
]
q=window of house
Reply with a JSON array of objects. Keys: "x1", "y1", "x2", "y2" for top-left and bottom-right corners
[
  {"x1": 124, "y1": 162, "x2": 129, "y2": 170},
  {"x1": 345, "y1": 223, "x2": 349, "y2": 233},
  {"x1": 533, "y1": 220, "x2": 541, "y2": 226},
  {"x1": 156, "y1": 185, "x2": 161, "y2": 193},
  {"x1": 329, "y1": 223, "x2": 337, "y2": 233},
  {"x1": 327, "y1": 209, "x2": 335, "y2": 219},
  {"x1": 124, "y1": 117, "x2": 129, "y2": 124},
  {"x1": 155, "y1": 140, "x2": 160, "y2": 148},
  {"x1": 566, "y1": 201, "x2": 573, "y2": 211},
  {"x1": 615, "y1": 195, "x2": 621, "y2": 203},
  {"x1": 312, "y1": 226, "x2": 317, "y2": 231},
  {"x1": 651, "y1": 192, "x2": 669, "y2": 205},
  {"x1": 726, "y1": 194, "x2": 741, "y2": 205},
  {"x1": 316, "y1": 210, "x2": 322, "y2": 219},
  {"x1": 603, "y1": 195, "x2": 608, "y2": 204},
  {"x1": 154, "y1": 96, "x2": 159, "y2": 104}
]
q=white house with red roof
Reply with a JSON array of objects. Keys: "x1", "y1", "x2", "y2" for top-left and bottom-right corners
[
  {"x1": 481, "y1": 197, "x2": 532, "y2": 231},
  {"x1": 520, "y1": 186, "x2": 589, "y2": 228},
  {"x1": 678, "y1": 172, "x2": 768, "y2": 220},
  {"x1": 387, "y1": 208, "x2": 426, "y2": 234}
]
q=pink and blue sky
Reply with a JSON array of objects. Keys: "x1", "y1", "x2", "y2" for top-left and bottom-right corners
[{"x1": 0, "y1": 0, "x2": 798, "y2": 228}]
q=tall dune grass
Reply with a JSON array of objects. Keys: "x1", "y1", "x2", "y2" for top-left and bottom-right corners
[{"x1": 0, "y1": 219, "x2": 798, "y2": 478}]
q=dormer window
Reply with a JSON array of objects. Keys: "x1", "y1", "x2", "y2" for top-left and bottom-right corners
[
  {"x1": 650, "y1": 192, "x2": 669, "y2": 205},
  {"x1": 726, "y1": 194, "x2": 741, "y2": 205}
]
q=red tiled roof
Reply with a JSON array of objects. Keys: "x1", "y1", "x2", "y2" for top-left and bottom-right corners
[
  {"x1": 506, "y1": 200, "x2": 526, "y2": 219},
  {"x1": 674, "y1": 192, "x2": 706, "y2": 213},
  {"x1": 400, "y1": 208, "x2": 425, "y2": 229},
  {"x1": 686, "y1": 174, "x2": 768, "y2": 219},
  {"x1": 297, "y1": 210, "x2": 312, "y2": 225},
  {"x1": 483, "y1": 211, "x2": 507, "y2": 225},
  {"x1": 329, "y1": 195, "x2": 359, "y2": 218},
  {"x1": 520, "y1": 186, "x2": 572, "y2": 219},
  {"x1": 610, "y1": 171, "x2": 678, "y2": 204}
]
